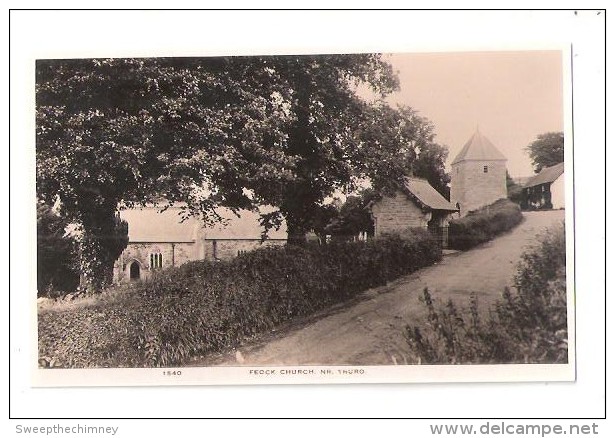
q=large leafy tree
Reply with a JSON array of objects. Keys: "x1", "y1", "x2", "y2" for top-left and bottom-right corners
[
  {"x1": 525, "y1": 132, "x2": 564, "y2": 173},
  {"x1": 250, "y1": 56, "x2": 399, "y2": 241},
  {"x1": 37, "y1": 57, "x2": 294, "y2": 291},
  {"x1": 36, "y1": 55, "x2": 399, "y2": 291}
]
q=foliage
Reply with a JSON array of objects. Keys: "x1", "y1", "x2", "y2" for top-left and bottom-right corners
[
  {"x1": 412, "y1": 141, "x2": 451, "y2": 198},
  {"x1": 326, "y1": 188, "x2": 378, "y2": 239},
  {"x1": 525, "y1": 132, "x2": 564, "y2": 173},
  {"x1": 405, "y1": 223, "x2": 567, "y2": 364},
  {"x1": 36, "y1": 55, "x2": 403, "y2": 288},
  {"x1": 36, "y1": 201, "x2": 79, "y2": 296},
  {"x1": 447, "y1": 199, "x2": 523, "y2": 250},
  {"x1": 38, "y1": 229, "x2": 441, "y2": 368},
  {"x1": 356, "y1": 104, "x2": 450, "y2": 197},
  {"x1": 506, "y1": 171, "x2": 524, "y2": 205}
]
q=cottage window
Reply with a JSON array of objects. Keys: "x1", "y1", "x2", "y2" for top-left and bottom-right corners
[
  {"x1": 483, "y1": 165, "x2": 488, "y2": 173},
  {"x1": 150, "y1": 252, "x2": 163, "y2": 270}
]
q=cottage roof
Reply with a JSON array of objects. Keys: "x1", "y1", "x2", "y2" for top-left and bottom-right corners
[
  {"x1": 524, "y1": 162, "x2": 564, "y2": 188},
  {"x1": 403, "y1": 177, "x2": 458, "y2": 211},
  {"x1": 451, "y1": 129, "x2": 507, "y2": 165},
  {"x1": 120, "y1": 206, "x2": 287, "y2": 243}
]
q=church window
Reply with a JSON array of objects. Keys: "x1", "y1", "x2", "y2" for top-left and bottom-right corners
[
  {"x1": 150, "y1": 252, "x2": 163, "y2": 270},
  {"x1": 483, "y1": 165, "x2": 488, "y2": 173}
]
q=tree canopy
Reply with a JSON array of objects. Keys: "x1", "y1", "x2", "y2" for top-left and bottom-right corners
[
  {"x1": 36, "y1": 54, "x2": 449, "y2": 291},
  {"x1": 525, "y1": 132, "x2": 564, "y2": 173}
]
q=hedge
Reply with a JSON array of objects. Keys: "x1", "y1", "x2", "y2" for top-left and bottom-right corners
[
  {"x1": 39, "y1": 227, "x2": 441, "y2": 368},
  {"x1": 448, "y1": 199, "x2": 523, "y2": 250},
  {"x1": 406, "y1": 222, "x2": 567, "y2": 364}
]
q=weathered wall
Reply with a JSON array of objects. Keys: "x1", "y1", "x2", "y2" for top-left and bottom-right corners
[
  {"x1": 550, "y1": 173, "x2": 565, "y2": 209},
  {"x1": 113, "y1": 242, "x2": 197, "y2": 283},
  {"x1": 370, "y1": 191, "x2": 430, "y2": 236},
  {"x1": 450, "y1": 160, "x2": 507, "y2": 216}
]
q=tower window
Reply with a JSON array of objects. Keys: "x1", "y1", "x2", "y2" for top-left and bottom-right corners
[{"x1": 483, "y1": 165, "x2": 488, "y2": 173}]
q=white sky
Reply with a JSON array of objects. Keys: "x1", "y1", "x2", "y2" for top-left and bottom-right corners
[{"x1": 383, "y1": 51, "x2": 564, "y2": 177}]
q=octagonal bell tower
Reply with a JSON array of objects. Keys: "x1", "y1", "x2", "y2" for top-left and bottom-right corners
[{"x1": 450, "y1": 128, "x2": 507, "y2": 217}]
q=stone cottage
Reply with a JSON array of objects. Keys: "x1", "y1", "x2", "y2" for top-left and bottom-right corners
[
  {"x1": 369, "y1": 177, "x2": 458, "y2": 238},
  {"x1": 522, "y1": 162, "x2": 565, "y2": 210},
  {"x1": 113, "y1": 205, "x2": 287, "y2": 283},
  {"x1": 450, "y1": 129, "x2": 507, "y2": 217}
]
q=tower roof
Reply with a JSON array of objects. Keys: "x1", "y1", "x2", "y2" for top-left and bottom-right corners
[{"x1": 451, "y1": 129, "x2": 507, "y2": 165}]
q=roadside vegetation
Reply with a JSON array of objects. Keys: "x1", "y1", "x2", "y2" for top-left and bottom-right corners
[
  {"x1": 405, "y1": 223, "x2": 567, "y2": 364},
  {"x1": 448, "y1": 199, "x2": 523, "y2": 251},
  {"x1": 39, "y1": 228, "x2": 440, "y2": 368}
]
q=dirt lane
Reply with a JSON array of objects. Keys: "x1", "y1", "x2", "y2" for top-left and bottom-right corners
[{"x1": 198, "y1": 210, "x2": 565, "y2": 366}]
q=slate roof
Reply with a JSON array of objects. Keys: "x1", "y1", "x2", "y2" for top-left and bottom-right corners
[
  {"x1": 205, "y1": 208, "x2": 287, "y2": 240},
  {"x1": 403, "y1": 177, "x2": 458, "y2": 211},
  {"x1": 120, "y1": 205, "x2": 287, "y2": 243},
  {"x1": 524, "y1": 162, "x2": 564, "y2": 188},
  {"x1": 452, "y1": 129, "x2": 507, "y2": 165}
]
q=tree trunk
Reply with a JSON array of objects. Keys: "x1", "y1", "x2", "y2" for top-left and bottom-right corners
[
  {"x1": 78, "y1": 232, "x2": 115, "y2": 293},
  {"x1": 77, "y1": 203, "x2": 128, "y2": 293}
]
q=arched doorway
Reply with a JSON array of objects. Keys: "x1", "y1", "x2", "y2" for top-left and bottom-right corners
[{"x1": 129, "y1": 261, "x2": 141, "y2": 281}]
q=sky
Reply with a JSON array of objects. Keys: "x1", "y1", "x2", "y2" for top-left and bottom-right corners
[{"x1": 383, "y1": 51, "x2": 564, "y2": 178}]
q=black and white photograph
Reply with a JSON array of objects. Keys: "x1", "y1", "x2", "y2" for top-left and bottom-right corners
[
  {"x1": 9, "y1": 6, "x2": 608, "y2": 426},
  {"x1": 33, "y1": 49, "x2": 574, "y2": 383}
]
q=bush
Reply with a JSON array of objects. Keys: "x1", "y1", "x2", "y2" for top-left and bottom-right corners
[
  {"x1": 39, "y1": 228, "x2": 441, "y2": 368},
  {"x1": 37, "y1": 202, "x2": 79, "y2": 296},
  {"x1": 448, "y1": 199, "x2": 523, "y2": 250},
  {"x1": 405, "y1": 223, "x2": 567, "y2": 364}
]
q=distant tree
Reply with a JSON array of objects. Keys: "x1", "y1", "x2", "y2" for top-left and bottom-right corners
[
  {"x1": 506, "y1": 171, "x2": 524, "y2": 205},
  {"x1": 36, "y1": 202, "x2": 79, "y2": 295},
  {"x1": 413, "y1": 142, "x2": 451, "y2": 198},
  {"x1": 309, "y1": 204, "x2": 340, "y2": 242},
  {"x1": 356, "y1": 104, "x2": 450, "y2": 197},
  {"x1": 326, "y1": 189, "x2": 378, "y2": 239},
  {"x1": 526, "y1": 132, "x2": 564, "y2": 173}
]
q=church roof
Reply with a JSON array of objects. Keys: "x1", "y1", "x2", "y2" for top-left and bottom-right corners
[
  {"x1": 403, "y1": 177, "x2": 458, "y2": 211},
  {"x1": 120, "y1": 207, "x2": 200, "y2": 243},
  {"x1": 205, "y1": 208, "x2": 287, "y2": 240},
  {"x1": 120, "y1": 206, "x2": 287, "y2": 243},
  {"x1": 451, "y1": 129, "x2": 507, "y2": 165},
  {"x1": 524, "y1": 162, "x2": 564, "y2": 188}
]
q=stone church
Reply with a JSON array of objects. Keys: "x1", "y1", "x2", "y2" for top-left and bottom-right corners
[
  {"x1": 450, "y1": 129, "x2": 508, "y2": 217},
  {"x1": 113, "y1": 129, "x2": 508, "y2": 282},
  {"x1": 113, "y1": 205, "x2": 287, "y2": 283}
]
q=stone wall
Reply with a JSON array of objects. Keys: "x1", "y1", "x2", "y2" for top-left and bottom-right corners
[
  {"x1": 450, "y1": 160, "x2": 507, "y2": 216},
  {"x1": 370, "y1": 191, "x2": 430, "y2": 236},
  {"x1": 113, "y1": 242, "x2": 197, "y2": 283},
  {"x1": 113, "y1": 238, "x2": 290, "y2": 283},
  {"x1": 550, "y1": 174, "x2": 565, "y2": 209}
]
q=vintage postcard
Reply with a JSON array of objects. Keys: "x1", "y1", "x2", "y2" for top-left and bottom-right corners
[{"x1": 31, "y1": 48, "x2": 574, "y2": 387}]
